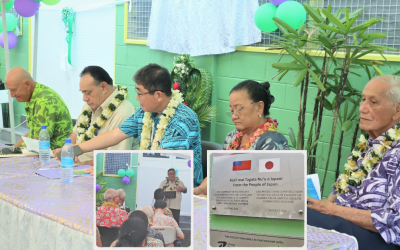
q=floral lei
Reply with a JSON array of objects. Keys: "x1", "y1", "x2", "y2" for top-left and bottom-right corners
[
  {"x1": 77, "y1": 85, "x2": 128, "y2": 143},
  {"x1": 102, "y1": 202, "x2": 119, "y2": 208},
  {"x1": 335, "y1": 122, "x2": 400, "y2": 194},
  {"x1": 227, "y1": 117, "x2": 279, "y2": 150},
  {"x1": 139, "y1": 90, "x2": 183, "y2": 150},
  {"x1": 165, "y1": 177, "x2": 180, "y2": 190}
]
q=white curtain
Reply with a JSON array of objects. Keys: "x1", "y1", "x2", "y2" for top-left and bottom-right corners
[{"x1": 147, "y1": 0, "x2": 261, "y2": 56}]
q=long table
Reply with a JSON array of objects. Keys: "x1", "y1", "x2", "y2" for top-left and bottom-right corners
[{"x1": 0, "y1": 156, "x2": 93, "y2": 249}]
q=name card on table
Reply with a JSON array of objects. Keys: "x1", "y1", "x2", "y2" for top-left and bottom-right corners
[{"x1": 210, "y1": 152, "x2": 305, "y2": 220}]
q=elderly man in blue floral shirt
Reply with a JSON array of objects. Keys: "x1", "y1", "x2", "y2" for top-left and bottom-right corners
[
  {"x1": 308, "y1": 75, "x2": 400, "y2": 249},
  {"x1": 76, "y1": 64, "x2": 203, "y2": 187}
]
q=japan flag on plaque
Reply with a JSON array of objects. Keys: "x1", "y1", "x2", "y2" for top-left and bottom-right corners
[{"x1": 259, "y1": 158, "x2": 280, "y2": 172}]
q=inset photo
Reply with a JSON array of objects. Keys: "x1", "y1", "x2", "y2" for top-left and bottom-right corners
[
  {"x1": 94, "y1": 150, "x2": 193, "y2": 248},
  {"x1": 208, "y1": 151, "x2": 306, "y2": 248}
]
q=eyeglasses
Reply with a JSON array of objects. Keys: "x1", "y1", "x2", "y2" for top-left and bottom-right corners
[
  {"x1": 225, "y1": 102, "x2": 255, "y2": 117},
  {"x1": 135, "y1": 88, "x2": 163, "y2": 98}
]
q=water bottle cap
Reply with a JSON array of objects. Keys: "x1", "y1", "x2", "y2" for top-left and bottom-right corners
[
  {"x1": 41, "y1": 125, "x2": 47, "y2": 129},
  {"x1": 65, "y1": 138, "x2": 72, "y2": 143}
]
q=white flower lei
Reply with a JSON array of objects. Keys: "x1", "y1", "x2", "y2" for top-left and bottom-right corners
[
  {"x1": 76, "y1": 85, "x2": 128, "y2": 143},
  {"x1": 139, "y1": 90, "x2": 183, "y2": 150},
  {"x1": 165, "y1": 177, "x2": 180, "y2": 190},
  {"x1": 335, "y1": 124, "x2": 400, "y2": 194}
]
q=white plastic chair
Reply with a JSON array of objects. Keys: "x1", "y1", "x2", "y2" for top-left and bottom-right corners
[{"x1": 151, "y1": 226, "x2": 177, "y2": 245}]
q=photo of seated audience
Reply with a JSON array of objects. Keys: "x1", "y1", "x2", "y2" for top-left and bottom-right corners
[{"x1": 95, "y1": 151, "x2": 192, "y2": 247}]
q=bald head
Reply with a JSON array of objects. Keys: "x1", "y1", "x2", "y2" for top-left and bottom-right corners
[{"x1": 5, "y1": 67, "x2": 36, "y2": 102}]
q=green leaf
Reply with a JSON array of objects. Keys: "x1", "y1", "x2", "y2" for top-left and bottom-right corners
[
  {"x1": 278, "y1": 70, "x2": 289, "y2": 81},
  {"x1": 298, "y1": 23, "x2": 306, "y2": 35},
  {"x1": 272, "y1": 63, "x2": 306, "y2": 70},
  {"x1": 303, "y1": 3, "x2": 323, "y2": 23},
  {"x1": 293, "y1": 69, "x2": 308, "y2": 87},
  {"x1": 353, "y1": 49, "x2": 374, "y2": 60},
  {"x1": 314, "y1": 23, "x2": 341, "y2": 33},
  {"x1": 283, "y1": 33, "x2": 298, "y2": 39},
  {"x1": 308, "y1": 69, "x2": 326, "y2": 91},
  {"x1": 342, "y1": 120, "x2": 353, "y2": 132},
  {"x1": 345, "y1": 14, "x2": 360, "y2": 33},
  {"x1": 305, "y1": 53, "x2": 321, "y2": 72},
  {"x1": 322, "y1": 8, "x2": 347, "y2": 33},
  {"x1": 359, "y1": 33, "x2": 387, "y2": 40},
  {"x1": 288, "y1": 127, "x2": 297, "y2": 148},
  {"x1": 318, "y1": 34, "x2": 333, "y2": 49},
  {"x1": 372, "y1": 65, "x2": 384, "y2": 76},
  {"x1": 323, "y1": 98, "x2": 333, "y2": 110},
  {"x1": 285, "y1": 47, "x2": 308, "y2": 67},
  {"x1": 273, "y1": 17, "x2": 298, "y2": 35}
]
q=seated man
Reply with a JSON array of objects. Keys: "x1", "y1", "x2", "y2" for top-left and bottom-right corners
[
  {"x1": 96, "y1": 188, "x2": 128, "y2": 228},
  {"x1": 116, "y1": 189, "x2": 132, "y2": 215},
  {"x1": 152, "y1": 199, "x2": 184, "y2": 247},
  {"x1": 5, "y1": 67, "x2": 72, "y2": 149},
  {"x1": 154, "y1": 188, "x2": 174, "y2": 218},
  {"x1": 74, "y1": 64, "x2": 203, "y2": 186},
  {"x1": 308, "y1": 75, "x2": 400, "y2": 250},
  {"x1": 53, "y1": 66, "x2": 137, "y2": 166}
]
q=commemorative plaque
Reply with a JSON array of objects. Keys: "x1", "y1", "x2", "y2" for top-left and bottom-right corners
[{"x1": 210, "y1": 152, "x2": 305, "y2": 220}]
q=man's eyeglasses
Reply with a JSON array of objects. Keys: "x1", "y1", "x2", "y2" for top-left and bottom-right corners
[
  {"x1": 225, "y1": 102, "x2": 255, "y2": 117},
  {"x1": 135, "y1": 88, "x2": 163, "y2": 98}
]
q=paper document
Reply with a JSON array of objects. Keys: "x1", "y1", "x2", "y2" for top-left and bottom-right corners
[
  {"x1": 307, "y1": 173, "x2": 321, "y2": 200},
  {"x1": 22, "y1": 136, "x2": 39, "y2": 152},
  {"x1": 22, "y1": 136, "x2": 52, "y2": 156}
]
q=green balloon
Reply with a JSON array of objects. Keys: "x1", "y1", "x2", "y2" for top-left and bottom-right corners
[
  {"x1": 126, "y1": 169, "x2": 134, "y2": 177},
  {"x1": 276, "y1": 1, "x2": 306, "y2": 30},
  {"x1": 0, "y1": 14, "x2": 17, "y2": 33},
  {"x1": 118, "y1": 169, "x2": 126, "y2": 177},
  {"x1": 254, "y1": 3, "x2": 278, "y2": 33},
  {"x1": 42, "y1": 0, "x2": 60, "y2": 5},
  {"x1": 0, "y1": 0, "x2": 14, "y2": 12}
]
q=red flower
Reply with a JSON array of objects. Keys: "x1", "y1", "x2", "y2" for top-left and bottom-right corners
[
  {"x1": 173, "y1": 81, "x2": 181, "y2": 91},
  {"x1": 184, "y1": 102, "x2": 187, "y2": 106}
]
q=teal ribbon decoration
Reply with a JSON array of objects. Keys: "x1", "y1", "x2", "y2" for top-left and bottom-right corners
[
  {"x1": 62, "y1": 7, "x2": 76, "y2": 65},
  {"x1": 66, "y1": 15, "x2": 75, "y2": 65}
]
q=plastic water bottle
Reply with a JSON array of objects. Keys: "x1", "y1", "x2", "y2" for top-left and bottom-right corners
[
  {"x1": 61, "y1": 138, "x2": 74, "y2": 183},
  {"x1": 39, "y1": 125, "x2": 50, "y2": 163}
]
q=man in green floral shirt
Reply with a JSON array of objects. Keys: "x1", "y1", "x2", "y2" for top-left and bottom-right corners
[{"x1": 5, "y1": 67, "x2": 73, "y2": 149}]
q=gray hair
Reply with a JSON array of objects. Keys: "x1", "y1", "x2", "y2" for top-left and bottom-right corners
[
  {"x1": 138, "y1": 206, "x2": 154, "y2": 226},
  {"x1": 116, "y1": 189, "x2": 125, "y2": 199},
  {"x1": 372, "y1": 75, "x2": 400, "y2": 105},
  {"x1": 104, "y1": 188, "x2": 117, "y2": 201}
]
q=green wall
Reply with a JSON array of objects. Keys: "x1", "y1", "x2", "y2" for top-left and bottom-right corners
[{"x1": 96, "y1": 152, "x2": 139, "y2": 210}]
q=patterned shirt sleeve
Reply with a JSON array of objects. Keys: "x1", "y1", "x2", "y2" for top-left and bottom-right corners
[
  {"x1": 170, "y1": 217, "x2": 183, "y2": 237},
  {"x1": 119, "y1": 112, "x2": 140, "y2": 138},
  {"x1": 370, "y1": 166, "x2": 400, "y2": 245}
]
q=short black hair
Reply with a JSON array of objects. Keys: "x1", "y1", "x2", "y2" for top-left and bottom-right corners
[
  {"x1": 230, "y1": 80, "x2": 275, "y2": 116},
  {"x1": 115, "y1": 217, "x2": 147, "y2": 247},
  {"x1": 129, "y1": 210, "x2": 148, "y2": 226},
  {"x1": 154, "y1": 199, "x2": 167, "y2": 209},
  {"x1": 154, "y1": 188, "x2": 165, "y2": 200},
  {"x1": 134, "y1": 64, "x2": 172, "y2": 96},
  {"x1": 80, "y1": 66, "x2": 113, "y2": 86},
  {"x1": 167, "y1": 168, "x2": 175, "y2": 174}
]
